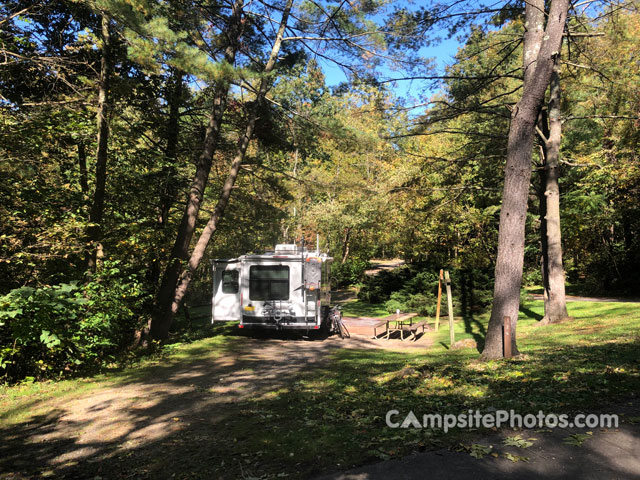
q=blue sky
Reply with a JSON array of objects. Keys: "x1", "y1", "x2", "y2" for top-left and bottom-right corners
[
  {"x1": 312, "y1": 0, "x2": 503, "y2": 110},
  {"x1": 320, "y1": 34, "x2": 463, "y2": 101}
]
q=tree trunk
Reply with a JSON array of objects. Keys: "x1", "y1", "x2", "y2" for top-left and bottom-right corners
[
  {"x1": 540, "y1": 69, "x2": 569, "y2": 323},
  {"x1": 152, "y1": 0, "x2": 245, "y2": 338},
  {"x1": 87, "y1": 14, "x2": 112, "y2": 271},
  {"x1": 481, "y1": 0, "x2": 569, "y2": 360},
  {"x1": 538, "y1": 138, "x2": 549, "y2": 311},
  {"x1": 159, "y1": 67, "x2": 183, "y2": 227},
  {"x1": 150, "y1": 0, "x2": 294, "y2": 340},
  {"x1": 341, "y1": 227, "x2": 352, "y2": 264},
  {"x1": 165, "y1": 69, "x2": 182, "y2": 161},
  {"x1": 151, "y1": 68, "x2": 184, "y2": 286},
  {"x1": 77, "y1": 141, "x2": 88, "y2": 195}
]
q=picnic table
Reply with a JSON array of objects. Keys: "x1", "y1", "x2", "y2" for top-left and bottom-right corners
[{"x1": 372, "y1": 313, "x2": 422, "y2": 341}]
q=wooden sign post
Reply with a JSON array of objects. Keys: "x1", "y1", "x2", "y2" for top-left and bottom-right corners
[
  {"x1": 445, "y1": 271, "x2": 454, "y2": 346},
  {"x1": 435, "y1": 269, "x2": 443, "y2": 331}
]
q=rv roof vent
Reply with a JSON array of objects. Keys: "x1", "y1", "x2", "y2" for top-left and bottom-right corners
[{"x1": 275, "y1": 244, "x2": 298, "y2": 253}]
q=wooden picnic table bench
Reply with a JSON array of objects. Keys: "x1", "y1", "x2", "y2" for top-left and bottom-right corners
[
  {"x1": 377, "y1": 313, "x2": 418, "y2": 340},
  {"x1": 372, "y1": 319, "x2": 389, "y2": 338},
  {"x1": 408, "y1": 321, "x2": 429, "y2": 341}
]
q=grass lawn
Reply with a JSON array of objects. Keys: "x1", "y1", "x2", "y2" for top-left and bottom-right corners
[
  {"x1": 1, "y1": 299, "x2": 639, "y2": 479},
  {"x1": 341, "y1": 300, "x2": 390, "y2": 318},
  {"x1": 220, "y1": 299, "x2": 639, "y2": 477}
]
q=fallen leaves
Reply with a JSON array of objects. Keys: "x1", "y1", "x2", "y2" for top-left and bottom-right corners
[
  {"x1": 503, "y1": 435, "x2": 535, "y2": 449},
  {"x1": 503, "y1": 452, "x2": 530, "y2": 463},
  {"x1": 563, "y1": 432, "x2": 593, "y2": 446}
]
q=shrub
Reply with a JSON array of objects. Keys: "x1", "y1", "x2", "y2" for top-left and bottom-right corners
[
  {"x1": 361, "y1": 264, "x2": 494, "y2": 318},
  {"x1": 331, "y1": 258, "x2": 370, "y2": 288},
  {"x1": 0, "y1": 261, "x2": 150, "y2": 382}
]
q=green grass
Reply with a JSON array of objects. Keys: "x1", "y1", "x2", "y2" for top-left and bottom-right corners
[
  {"x1": 213, "y1": 299, "x2": 640, "y2": 477},
  {"x1": 341, "y1": 299, "x2": 390, "y2": 318},
  {"x1": 1, "y1": 301, "x2": 638, "y2": 479}
]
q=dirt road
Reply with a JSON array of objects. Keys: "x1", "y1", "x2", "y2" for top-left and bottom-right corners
[{"x1": 0, "y1": 332, "x2": 427, "y2": 479}]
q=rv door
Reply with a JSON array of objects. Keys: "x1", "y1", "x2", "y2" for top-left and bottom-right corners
[{"x1": 212, "y1": 263, "x2": 241, "y2": 321}]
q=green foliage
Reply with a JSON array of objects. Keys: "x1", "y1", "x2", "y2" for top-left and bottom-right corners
[
  {"x1": 358, "y1": 265, "x2": 493, "y2": 317},
  {"x1": 331, "y1": 258, "x2": 370, "y2": 287},
  {"x1": 563, "y1": 432, "x2": 593, "y2": 447},
  {"x1": 503, "y1": 435, "x2": 534, "y2": 449},
  {"x1": 0, "y1": 261, "x2": 150, "y2": 382}
]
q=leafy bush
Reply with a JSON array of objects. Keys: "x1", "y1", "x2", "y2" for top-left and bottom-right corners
[
  {"x1": 360, "y1": 263, "x2": 493, "y2": 317},
  {"x1": 522, "y1": 268, "x2": 542, "y2": 287},
  {"x1": 0, "y1": 261, "x2": 150, "y2": 382},
  {"x1": 331, "y1": 258, "x2": 370, "y2": 287}
]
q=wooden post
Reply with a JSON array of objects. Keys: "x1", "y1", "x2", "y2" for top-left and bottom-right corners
[
  {"x1": 503, "y1": 316, "x2": 512, "y2": 358},
  {"x1": 445, "y1": 271, "x2": 454, "y2": 346},
  {"x1": 435, "y1": 269, "x2": 443, "y2": 331}
]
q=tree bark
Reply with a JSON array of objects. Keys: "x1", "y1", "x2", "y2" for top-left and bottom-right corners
[
  {"x1": 341, "y1": 227, "x2": 352, "y2": 264},
  {"x1": 523, "y1": 0, "x2": 545, "y2": 86},
  {"x1": 77, "y1": 141, "x2": 88, "y2": 195},
  {"x1": 540, "y1": 69, "x2": 569, "y2": 323},
  {"x1": 159, "y1": 67, "x2": 183, "y2": 227},
  {"x1": 151, "y1": 68, "x2": 184, "y2": 286},
  {"x1": 150, "y1": 0, "x2": 294, "y2": 339},
  {"x1": 481, "y1": 0, "x2": 570, "y2": 360},
  {"x1": 538, "y1": 134, "x2": 549, "y2": 311},
  {"x1": 87, "y1": 14, "x2": 112, "y2": 271}
]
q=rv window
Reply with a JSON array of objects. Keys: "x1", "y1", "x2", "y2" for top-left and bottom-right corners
[
  {"x1": 249, "y1": 265, "x2": 289, "y2": 301},
  {"x1": 221, "y1": 270, "x2": 239, "y2": 294}
]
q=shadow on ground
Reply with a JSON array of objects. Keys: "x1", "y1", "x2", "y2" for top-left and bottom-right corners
[
  {"x1": 459, "y1": 270, "x2": 487, "y2": 352},
  {"x1": 1, "y1": 327, "x2": 638, "y2": 479},
  {"x1": 316, "y1": 415, "x2": 640, "y2": 480},
  {"x1": 0, "y1": 329, "x2": 419, "y2": 479}
]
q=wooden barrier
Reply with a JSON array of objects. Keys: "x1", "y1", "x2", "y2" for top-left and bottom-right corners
[
  {"x1": 435, "y1": 269, "x2": 443, "y2": 331},
  {"x1": 445, "y1": 271, "x2": 454, "y2": 346}
]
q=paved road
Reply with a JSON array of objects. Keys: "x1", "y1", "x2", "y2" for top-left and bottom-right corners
[
  {"x1": 364, "y1": 259, "x2": 405, "y2": 276},
  {"x1": 317, "y1": 402, "x2": 640, "y2": 480},
  {"x1": 530, "y1": 294, "x2": 640, "y2": 303}
]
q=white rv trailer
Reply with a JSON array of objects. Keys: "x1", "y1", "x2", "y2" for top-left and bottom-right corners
[{"x1": 212, "y1": 244, "x2": 333, "y2": 331}]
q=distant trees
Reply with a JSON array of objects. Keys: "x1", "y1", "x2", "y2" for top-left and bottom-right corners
[{"x1": 1, "y1": 0, "x2": 639, "y2": 378}]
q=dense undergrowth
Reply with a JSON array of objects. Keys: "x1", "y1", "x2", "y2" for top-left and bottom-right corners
[
  {"x1": 357, "y1": 264, "x2": 494, "y2": 317},
  {"x1": 0, "y1": 261, "x2": 151, "y2": 383}
]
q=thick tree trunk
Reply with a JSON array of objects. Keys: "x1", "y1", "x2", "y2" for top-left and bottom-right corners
[
  {"x1": 150, "y1": 0, "x2": 294, "y2": 339},
  {"x1": 87, "y1": 14, "x2": 111, "y2": 271},
  {"x1": 522, "y1": 0, "x2": 545, "y2": 86},
  {"x1": 151, "y1": 68, "x2": 184, "y2": 285},
  {"x1": 481, "y1": 0, "x2": 569, "y2": 360},
  {"x1": 540, "y1": 69, "x2": 569, "y2": 323}
]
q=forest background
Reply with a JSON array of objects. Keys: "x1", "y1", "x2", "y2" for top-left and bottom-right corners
[{"x1": 1, "y1": 0, "x2": 638, "y2": 380}]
